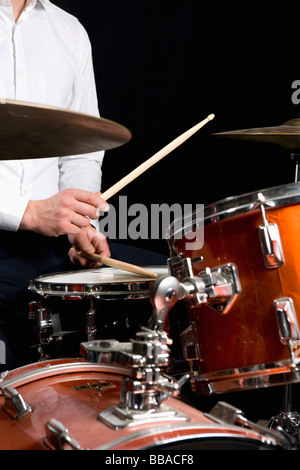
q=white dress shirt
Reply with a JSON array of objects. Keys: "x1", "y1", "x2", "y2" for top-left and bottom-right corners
[{"x1": 0, "y1": 0, "x2": 104, "y2": 231}]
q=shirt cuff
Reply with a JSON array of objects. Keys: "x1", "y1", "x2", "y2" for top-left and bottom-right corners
[{"x1": 0, "y1": 196, "x2": 29, "y2": 231}]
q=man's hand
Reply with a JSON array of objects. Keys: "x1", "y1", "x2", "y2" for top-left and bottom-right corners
[
  {"x1": 19, "y1": 188, "x2": 109, "y2": 237},
  {"x1": 68, "y1": 225, "x2": 111, "y2": 267}
]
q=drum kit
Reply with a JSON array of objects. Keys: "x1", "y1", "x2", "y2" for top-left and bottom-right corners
[{"x1": 1, "y1": 101, "x2": 300, "y2": 450}]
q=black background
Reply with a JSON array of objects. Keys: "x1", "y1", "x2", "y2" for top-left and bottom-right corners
[{"x1": 52, "y1": 0, "x2": 300, "y2": 256}]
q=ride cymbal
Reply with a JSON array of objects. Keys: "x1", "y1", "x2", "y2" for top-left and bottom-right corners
[
  {"x1": 0, "y1": 100, "x2": 132, "y2": 159},
  {"x1": 213, "y1": 118, "x2": 300, "y2": 149}
]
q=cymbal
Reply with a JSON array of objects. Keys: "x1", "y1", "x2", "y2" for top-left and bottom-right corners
[
  {"x1": 0, "y1": 100, "x2": 132, "y2": 159},
  {"x1": 213, "y1": 118, "x2": 300, "y2": 149}
]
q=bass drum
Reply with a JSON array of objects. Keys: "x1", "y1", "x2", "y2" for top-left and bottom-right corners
[
  {"x1": 0, "y1": 359, "x2": 284, "y2": 450},
  {"x1": 167, "y1": 183, "x2": 300, "y2": 394}
]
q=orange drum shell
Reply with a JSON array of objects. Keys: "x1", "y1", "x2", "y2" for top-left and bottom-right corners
[
  {"x1": 0, "y1": 359, "x2": 274, "y2": 450},
  {"x1": 169, "y1": 204, "x2": 300, "y2": 373}
]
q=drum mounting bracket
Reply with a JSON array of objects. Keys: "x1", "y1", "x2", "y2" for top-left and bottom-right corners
[
  {"x1": 81, "y1": 274, "x2": 193, "y2": 430},
  {"x1": 81, "y1": 329, "x2": 191, "y2": 429},
  {"x1": 168, "y1": 254, "x2": 241, "y2": 313}
]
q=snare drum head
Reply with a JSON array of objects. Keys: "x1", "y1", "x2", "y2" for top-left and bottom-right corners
[{"x1": 30, "y1": 266, "x2": 169, "y2": 299}]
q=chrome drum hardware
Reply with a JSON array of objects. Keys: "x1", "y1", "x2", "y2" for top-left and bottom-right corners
[
  {"x1": 256, "y1": 192, "x2": 284, "y2": 268},
  {"x1": 274, "y1": 298, "x2": 300, "y2": 365}
]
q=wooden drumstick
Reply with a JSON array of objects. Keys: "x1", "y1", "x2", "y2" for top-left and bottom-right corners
[
  {"x1": 71, "y1": 248, "x2": 158, "y2": 278},
  {"x1": 73, "y1": 115, "x2": 214, "y2": 277},
  {"x1": 101, "y1": 113, "x2": 215, "y2": 201}
]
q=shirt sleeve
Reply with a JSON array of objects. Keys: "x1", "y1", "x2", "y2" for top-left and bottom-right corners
[{"x1": 59, "y1": 22, "x2": 104, "y2": 192}]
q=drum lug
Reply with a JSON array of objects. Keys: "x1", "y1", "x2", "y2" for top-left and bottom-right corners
[
  {"x1": 28, "y1": 302, "x2": 80, "y2": 360},
  {"x1": 257, "y1": 192, "x2": 284, "y2": 268},
  {"x1": 274, "y1": 298, "x2": 300, "y2": 364},
  {"x1": 86, "y1": 305, "x2": 97, "y2": 342},
  {"x1": 180, "y1": 323, "x2": 202, "y2": 363},
  {"x1": 259, "y1": 223, "x2": 284, "y2": 268},
  {"x1": 180, "y1": 323, "x2": 203, "y2": 389},
  {"x1": 44, "y1": 418, "x2": 82, "y2": 450},
  {"x1": 0, "y1": 385, "x2": 32, "y2": 419}
]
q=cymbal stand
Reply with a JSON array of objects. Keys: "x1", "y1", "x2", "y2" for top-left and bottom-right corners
[
  {"x1": 268, "y1": 155, "x2": 300, "y2": 445},
  {"x1": 291, "y1": 153, "x2": 300, "y2": 182}
]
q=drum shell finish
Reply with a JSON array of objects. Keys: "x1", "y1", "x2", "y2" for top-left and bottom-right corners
[
  {"x1": 169, "y1": 202, "x2": 300, "y2": 375},
  {"x1": 0, "y1": 359, "x2": 280, "y2": 450}
]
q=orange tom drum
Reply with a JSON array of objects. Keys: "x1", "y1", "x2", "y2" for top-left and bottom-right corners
[
  {"x1": 167, "y1": 183, "x2": 300, "y2": 394},
  {"x1": 0, "y1": 359, "x2": 285, "y2": 450}
]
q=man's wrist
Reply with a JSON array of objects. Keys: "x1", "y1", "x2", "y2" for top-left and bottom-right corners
[{"x1": 19, "y1": 200, "x2": 35, "y2": 231}]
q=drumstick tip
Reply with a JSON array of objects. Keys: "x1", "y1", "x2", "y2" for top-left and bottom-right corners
[{"x1": 207, "y1": 114, "x2": 215, "y2": 121}]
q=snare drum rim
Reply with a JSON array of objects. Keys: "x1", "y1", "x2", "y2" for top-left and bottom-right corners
[
  {"x1": 167, "y1": 182, "x2": 300, "y2": 239},
  {"x1": 29, "y1": 266, "x2": 168, "y2": 299}
]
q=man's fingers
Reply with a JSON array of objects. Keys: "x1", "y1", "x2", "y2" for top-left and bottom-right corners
[
  {"x1": 92, "y1": 231, "x2": 111, "y2": 257},
  {"x1": 69, "y1": 191, "x2": 109, "y2": 221},
  {"x1": 68, "y1": 248, "x2": 93, "y2": 267},
  {"x1": 71, "y1": 231, "x2": 95, "y2": 254},
  {"x1": 68, "y1": 225, "x2": 110, "y2": 267},
  {"x1": 69, "y1": 226, "x2": 110, "y2": 255},
  {"x1": 72, "y1": 189, "x2": 109, "y2": 213}
]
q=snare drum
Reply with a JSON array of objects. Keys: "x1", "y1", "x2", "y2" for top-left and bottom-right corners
[
  {"x1": 29, "y1": 267, "x2": 169, "y2": 358},
  {"x1": 167, "y1": 183, "x2": 300, "y2": 394},
  {"x1": 0, "y1": 359, "x2": 284, "y2": 450},
  {"x1": 30, "y1": 266, "x2": 169, "y2": 300}
]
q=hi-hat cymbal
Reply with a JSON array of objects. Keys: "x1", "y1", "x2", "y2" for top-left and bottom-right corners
[
  {"x1": 213, "y1": 118, "x2": 300, "y2": 149},
  {"x1": 0, "y1": 99, "x2": 132, "y2": 159}
]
